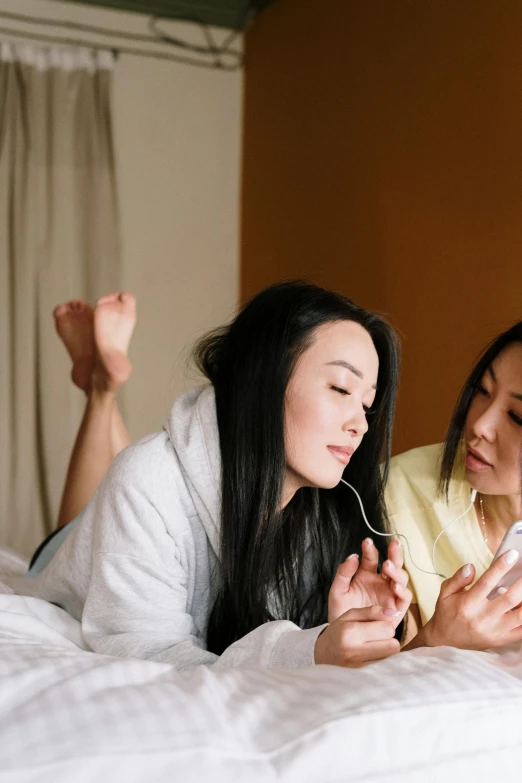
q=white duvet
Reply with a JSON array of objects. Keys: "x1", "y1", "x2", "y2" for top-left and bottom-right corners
[{"x1": 1, "y1": 558, "x2": 522, "y2": 781}]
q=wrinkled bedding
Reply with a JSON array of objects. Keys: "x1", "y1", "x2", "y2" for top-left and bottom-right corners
[{"x1": 1, "y1": 548, "x2": 522, "y2": 782}]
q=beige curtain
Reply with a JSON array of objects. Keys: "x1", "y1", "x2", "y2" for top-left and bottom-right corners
[{"x1": 0, "y1": 42, "x2": 121, "y2": 556}]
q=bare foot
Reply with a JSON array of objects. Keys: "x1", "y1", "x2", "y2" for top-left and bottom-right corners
[
  {"x1": 53, "y1": 300, "x2": 95, "y2": 392},
  {"x1": 93, "y1": 292, "x2": 136, "y2": 393}
]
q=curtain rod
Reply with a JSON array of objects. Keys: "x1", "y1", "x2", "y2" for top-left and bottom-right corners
[{"x1": 0, "y1": 9, "x2": 243, "y2": 70}]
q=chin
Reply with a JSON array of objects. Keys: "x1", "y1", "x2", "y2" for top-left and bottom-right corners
[
  {"x1": 307, "y1": 471, "x2": 344, "y2": 490},
  {"x1": 464, "y1": 468, "x2": 486, "y2": 490},
  {"x1": 464, "y1": 468, "x2": 503, "y2": 496}
]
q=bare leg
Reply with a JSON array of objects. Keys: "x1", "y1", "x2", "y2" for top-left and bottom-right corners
[
  {"x1": 56, "y1": 389, "x2": 117, "y2": 528},
  {"x1": 55, "y1": 294, "x2": 136, "y2": 528},
  {"x1": 95, "y1": 291, "x2": 134, "y2": 459},
  {"x1": 111, "y1": 403, "x2": 131, "y2": 454},
  {"x1": 97, "y1": 293, "x2": 136, "y2": 455}
]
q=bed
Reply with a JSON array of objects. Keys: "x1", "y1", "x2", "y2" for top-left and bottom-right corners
[{"x1": 1, "y1": 547, "x2": 522, "y2": 782}]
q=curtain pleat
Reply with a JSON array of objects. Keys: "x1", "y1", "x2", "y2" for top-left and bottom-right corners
[{"x1": 0, "y1": 42, "x2": 121, "y2": 556}]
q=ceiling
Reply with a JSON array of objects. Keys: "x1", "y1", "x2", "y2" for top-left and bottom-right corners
[{"x1": 61, "y1": 1, "x2": 276, "y2": 30}]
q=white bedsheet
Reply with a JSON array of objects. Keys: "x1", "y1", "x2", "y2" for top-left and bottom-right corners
[{"x1": 1, "y1": 587, "x2": 522, "y2": 780}]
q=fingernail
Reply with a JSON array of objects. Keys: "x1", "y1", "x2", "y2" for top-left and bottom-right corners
[
  {"x1": 386, "y1": 560, "x2": 395, "y2": 570},
  {"x1": 347, "y1": 553, "x2": 359, "y2": 560},
  {"x1": 384, "y1": 608, "x2": 401, "y2": 617},
  {"x1": 365, "y1": 537, "x2": 373, "y2": 545},
  {"x1": 461, "y1": 564, "x2": 472, "y2": 577},
  {"x1": 497, "y1": 587, "x2": 508, "y2": 595},
  {"x1": 505, "y1": 550, "x2": 519, "y2": 565},
  {"x1": 395, "y1": 583, "x2": 403, "y2": 595}
]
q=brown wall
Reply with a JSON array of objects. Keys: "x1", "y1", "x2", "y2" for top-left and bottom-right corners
[{"x1": 241, "y1": 0, "x2": 522, "y2": 455}]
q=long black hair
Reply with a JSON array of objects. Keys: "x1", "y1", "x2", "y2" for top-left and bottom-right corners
[
  {"x1": 439, "y1": 320, "x2": 522, "y2": 498},
  {"x1": 194, "y1": 280, "x2": 401, "y2": 655}
]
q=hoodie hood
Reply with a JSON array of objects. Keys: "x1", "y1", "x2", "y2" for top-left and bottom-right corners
[{"x1": 165, "y1": 386, "x2": 221, "y2": 556}]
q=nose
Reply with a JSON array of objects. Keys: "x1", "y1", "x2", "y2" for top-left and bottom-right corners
[
  {"x1": 470, "y1": 401, "x2": 498, "y2": 443},
  {"x1": 342, "y1": 403, "x2": 369, "y2": 438}
]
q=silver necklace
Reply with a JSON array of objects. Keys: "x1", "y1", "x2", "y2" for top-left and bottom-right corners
[{"x1": 479, "y1": 494, "x2": 488, "y2": 545}]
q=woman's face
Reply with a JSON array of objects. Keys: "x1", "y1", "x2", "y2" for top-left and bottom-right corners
[
  {"x1": 464, "y1": 342, "x2": 522, "y2": 496},
  {"x1": 283, "y1": 320, "x2": 379, "y2": 504}
]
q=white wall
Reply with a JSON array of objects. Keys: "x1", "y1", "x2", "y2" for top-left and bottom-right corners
[
  {"x1": 2, "y1": 0, "x2": 242, "y2": 439},
  {"x1": 114, "y1": 48, "x2": 242, "y2": 438}
]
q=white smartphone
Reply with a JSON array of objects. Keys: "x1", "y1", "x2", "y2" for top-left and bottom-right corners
[{"x1": 487, "y1": 520, "x2": 522, "y2": 600}]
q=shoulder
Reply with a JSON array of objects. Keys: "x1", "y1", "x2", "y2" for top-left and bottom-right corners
[
  {"x1": 386, "y1": 443, "x2": 443, "y2": 516},
  {"x1": 389, "y1": 443, "x2": 443, "y2": 481},
  {"x1": 108, "y1": 430, "x2": 179, "y2": 487},
  {"x1": 97, "y1": 430, "x2": 195, "y2": 523}
]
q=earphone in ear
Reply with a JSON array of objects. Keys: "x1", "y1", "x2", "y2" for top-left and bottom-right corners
[{"x1": 340, "y1": 478, "x2": 477, "y2": 580}]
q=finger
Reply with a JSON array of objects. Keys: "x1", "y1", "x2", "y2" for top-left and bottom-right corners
[
  {"x1": 499, "y1": 621, "x2": 522, "y2": 646},
  {"x1": 329, "y1": 555, "x2": 359, "y2": 604},
  {"x1": 349, "y1": 639, "x2": 400, "y2": 664},
  {"x1": 470, "y1": 550, "x2": 520, "y2": 602},
  {"x1": 343, "y1": 619, "x2": 396, "y2": 646},
  {"x1": 333, "y1": 554, "x2": 360, "y2": 588},
  {"x1": 493, "y1": 575, "x2": 522, "y2": 615},
  {"x1": 360, "y1": 537, "x2": 380, "y2": 572},
  {"x1": 392, "y1": 583, "x2": 413, "y2": 620},
  {"x1": 339, "y1": 605, "x2": 388, "y2": 623},
  {"x1": 381, "y1": 591, "x2": 400, "y2": 615},
  {"x1": 439, "y1": 563, "x2": 476, "y2": 600},
  {"x1": 387, "y1": 539, "x2": 404, "y2": 570},
  {"x1": 498, "y1": 601, "x2": 522, "y2": 633},
  {"x1": 360, "y1": 620, "x2": 398, "y2": 642},
  {"x1": 381, "y1": 559, "x2": 409, "y2": 587},
  {"x1": 368, "y1": 584, "x2": 408, "y2": 629}
]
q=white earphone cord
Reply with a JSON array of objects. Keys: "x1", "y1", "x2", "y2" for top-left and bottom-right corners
[{"x1": 340, "y1": 478, "x2": 477, "y2": 580}]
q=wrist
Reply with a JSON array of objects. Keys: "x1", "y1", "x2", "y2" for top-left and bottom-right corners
[
  {"x1": 87, "y1": 386, "x2": 117, "y2": 406},
  {"x1": 402, "y1": 620, "x2": 437, "y2": 652},
  {"x1": 418, "y1": 619, "x2": 437, "y2": 648}
]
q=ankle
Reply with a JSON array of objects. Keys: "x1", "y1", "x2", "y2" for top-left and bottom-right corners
[
  {"x1": 91, "y1": 349, "x2": 131, "y2": 393},
  {"x1": 87, "y1": 384, "x2": 118, "y2": 406}
]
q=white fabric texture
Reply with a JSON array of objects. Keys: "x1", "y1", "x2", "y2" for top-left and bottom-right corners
[
  {"x1": 4, "y1": 387, "x2": 325, "y2": 670},
  {"x1": 1, "y1": 591, "x2": 522, "y2": 782}
]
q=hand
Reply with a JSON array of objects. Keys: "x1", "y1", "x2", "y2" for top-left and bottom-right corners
[
  {"x1": 423, "y1": 550, "x2": 522, "y2": 650},
  {"x1": 314, "y1": 605, "x2": 400, "y2": 667},
  {"x1": 328, "y1": 538, "x2": 412, "y2": 629}
]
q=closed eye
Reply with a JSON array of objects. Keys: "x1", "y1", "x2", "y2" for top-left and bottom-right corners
[
  {"x1": 474, "y1": 383, "x2": 489, "y2": 396},
  {"x1": 509, "y1": 411, "x2": 522, "y2": 426},
  {"x1": 331, "y1": 386, "x2": 376, "y2": 416}
]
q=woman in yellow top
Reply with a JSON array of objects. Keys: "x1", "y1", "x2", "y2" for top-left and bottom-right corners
[{"x1": 386, "y1": 320, "x2": 522, "y2": 651}]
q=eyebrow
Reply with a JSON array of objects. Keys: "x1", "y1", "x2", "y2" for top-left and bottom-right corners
[
  {"x1": 487, "y1": 365, "x2": 522, "y2": 400},
  {"x1": 325, "y1": 360, "x2": 377, "y2": 390}
]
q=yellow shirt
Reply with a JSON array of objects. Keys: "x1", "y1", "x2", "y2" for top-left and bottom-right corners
[{"x1": 385, "y1": 443, "x2": 493, "y2": 626}]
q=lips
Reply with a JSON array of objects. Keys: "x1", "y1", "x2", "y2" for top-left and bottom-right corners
[
  {"x1": 327, "y1": 445, "x2": 355, "y2": 465},
  {"x1": 465, "y1": 446, "x2": 493, "y2": 472}
]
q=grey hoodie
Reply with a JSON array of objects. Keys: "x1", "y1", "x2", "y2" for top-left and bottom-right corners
[{"x1": 7, "y1": 387, "x2": 325, "y2": 670}]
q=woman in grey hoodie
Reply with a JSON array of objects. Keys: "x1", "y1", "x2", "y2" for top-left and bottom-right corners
[{"x1": 10, "y1": 281, "x2": 412, "y2": 670}]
